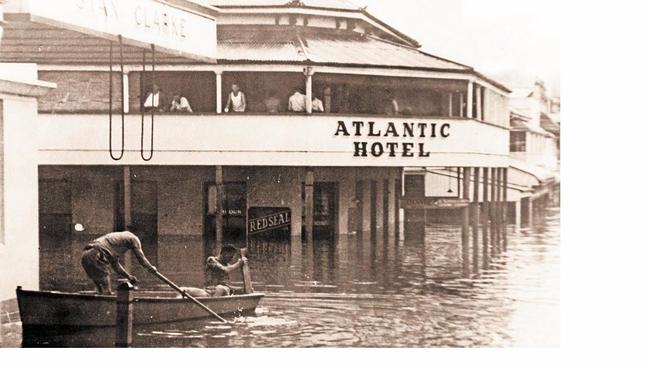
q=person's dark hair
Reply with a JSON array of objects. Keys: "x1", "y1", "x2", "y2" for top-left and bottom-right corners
[{"x1": 220, "y1": 244, "x2": 238, "y2": 256}]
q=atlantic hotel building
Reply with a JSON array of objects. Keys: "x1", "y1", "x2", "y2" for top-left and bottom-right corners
[{"x1": 0, "y1": 0, "x2": 513, "y2": 299}]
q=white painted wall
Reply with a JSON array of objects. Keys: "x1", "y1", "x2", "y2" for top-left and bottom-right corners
[{"x1": 0, "y1": 94, "x2": 40, "y2": 300}]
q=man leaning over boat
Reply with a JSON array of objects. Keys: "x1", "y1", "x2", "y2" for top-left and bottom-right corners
[{"x1": 81, "y1": 231, "x2": 157, "y2": 295}]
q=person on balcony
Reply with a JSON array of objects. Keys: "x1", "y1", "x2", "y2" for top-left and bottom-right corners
[
  {"x1": 224, "y1": 83, "x2": 247, "y2": 112},
  {"x1": 383, "y1": 89, "x2": 400, "y2": 115},
  {"x1": 263, "y1": 91, "x2": 282, "y2": 113},
  {"x1": 312, "y1": 96, "x2": 324, "y2": 113},
  {"x1": 288, "y1": 88, "x2": 307, "y2": 112},
  {"x1": 170, "y1": 94, "x2": 193, "y2": 113},
  {"x1": 143, "y1": 83, "x2": 164, "y2": 112}
]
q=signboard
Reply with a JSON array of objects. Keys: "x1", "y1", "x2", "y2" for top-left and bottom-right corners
[
  {"x1": 36, "y1": 114, "x2": 511, "y2": 167},
  {"x1": 400, "y1": 198, "x2": 470, "y2": 210},
  {"x1": 15, "y1": 0, "x2": 217, "y2": 61},
  {"x1": 247, "y1": 208, "x2": 291, "y2": 236},
  {"x1": 334, "y1": 120, "x2": 451, "y2": 158}
]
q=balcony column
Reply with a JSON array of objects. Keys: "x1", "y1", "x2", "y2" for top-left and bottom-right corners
[
  {"x1": 476, "y1": 85, "x2": 478, "y2": 121},
  {"x1": 304, "y1": 67, "x2": 314, "y2": 114},
  {"x1": 459, "y1": 92, "x2": 464, "y2": 117},
  {"x1": 448, "y1": 92, "x2": 453, "y2": 117},
  {"x1": 466, "y1": 81, "x2": 474, "y2": 119},
  {"x1": 122, "y1": 72, "x2": 130, "y2": 113},
  {"x1": 215, "y1": 71, "x2": 223, "y2": 114},
  {"x1": 305, "y1": 168, "x2": 314, "y2": 245}
]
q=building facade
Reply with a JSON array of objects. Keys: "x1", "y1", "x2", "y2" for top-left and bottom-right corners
[{"x1": 0, "y1": 0, "x2": 512, "y2": 297}]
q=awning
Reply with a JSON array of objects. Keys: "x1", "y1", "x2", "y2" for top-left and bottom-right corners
[
  {"x1": 509, "y1": 159, "x2": 558, "y2": 185},
  {"x1": 510, "y1": 118, "x2": 556, "y2": 138},
  {"x1": 0, "y1": 0, "x2": 218, "y2": 64}
]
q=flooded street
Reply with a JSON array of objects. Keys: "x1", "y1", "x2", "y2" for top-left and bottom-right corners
[{"x1": 9, "y1": 202, "x2": 559, "y2": 347}]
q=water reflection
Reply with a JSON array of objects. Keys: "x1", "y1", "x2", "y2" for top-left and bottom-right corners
[{"x1": 21, "y1": 202, "x2": 560, "y2": 347}]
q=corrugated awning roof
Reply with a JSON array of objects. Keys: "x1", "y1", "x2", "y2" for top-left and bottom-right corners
[
  {"x1": 541, "y1": 112, "x2": 561, "y2": 134},
  {"x1": 217, "y1": 26, "x2": 470, "y2": 71},
  {"x1": 510, "y1": 118, "x2": 556, "y2": 138},
  {"x1": 0, "y1": 19, "x2": 203, "y2": 65},
  {"x1": 509, "y1": 159, "x2": 557, "y2": 184}
]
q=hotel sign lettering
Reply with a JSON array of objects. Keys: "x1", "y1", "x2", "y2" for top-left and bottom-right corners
[
  {"x1": 19, "y1": 0, "x2": 217, "y2": 60},
  {"x1": 248, "y1": 209, "x2": 291, "y2": 235},
  {"x1": 334, "y1": 120, "x2": 451, "y2": 158}
]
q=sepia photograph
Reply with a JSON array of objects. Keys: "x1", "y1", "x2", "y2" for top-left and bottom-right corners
[{"x1": 0, "y1": 0, "x2": 564, "y2": 349}]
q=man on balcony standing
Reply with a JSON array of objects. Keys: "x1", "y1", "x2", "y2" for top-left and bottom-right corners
[
  {"x1": 288, "y1": 88, "x2": 307, "y2": 112},
  {"x1": 224, "y1": 83, "x2": 247, "y2": 112}
]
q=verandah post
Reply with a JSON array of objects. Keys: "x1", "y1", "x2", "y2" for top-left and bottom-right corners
[
  {"x1": 115, "y1": 281, "x2": 134, "y2": 347},
  {"x1": 490, "y1": 167, "x2": 497, "y2": 257},
  {"x1": 472, "y1": 167, "x2": 480, "y2": 274},
  {"x1": 482, "y1": 167, "x2": 490, "y2": 269},
  {"x1": 215, "y1": 166, "x2": 225, "y2": 254},
  {"x1": 461, "y1": 167, "x2": 471, "y2": 278},
  {"x1": 305, "y1": 168, "x2": 314, "y2": 244}
]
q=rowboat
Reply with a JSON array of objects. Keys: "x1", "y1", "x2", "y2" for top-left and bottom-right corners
[{"x1": 16, "y1": 286, "x2": 264, "y2": 328}]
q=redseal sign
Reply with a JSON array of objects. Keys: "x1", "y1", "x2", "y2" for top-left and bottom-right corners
[
  {"x1": 248, "y1": 209, "x2": 291, "y2": 235},
  {"x1": 14, "y1": 0, "x2": 217, "y2": 61}
]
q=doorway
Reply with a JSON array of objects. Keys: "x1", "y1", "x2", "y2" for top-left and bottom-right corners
[
  {"x1": 203, "y1": 182, "x2": 247, "y2": 258},
  {"x1": 38, "y1": 179, "x2": 72, "y2": 291},
  {"x1": 313, "y1": 182, "x2": 338, "y2": 239},
  {"x1": 129, "y1": 181, "x2": 158, "y2": 282}
]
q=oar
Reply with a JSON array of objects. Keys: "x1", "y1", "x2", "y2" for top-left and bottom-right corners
[{"x1": 151, "y1": 270, "x2": 229, "y2": 323}]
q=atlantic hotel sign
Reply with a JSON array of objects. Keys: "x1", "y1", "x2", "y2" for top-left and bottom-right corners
[
  {"x1": 10, "y1": 0, "x2": 217, "y2": 60},
  {"x1": 334, "y1": 120, "x2": 451, "y2": 158}
]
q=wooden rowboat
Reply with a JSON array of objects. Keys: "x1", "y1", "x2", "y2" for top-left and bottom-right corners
[{"x1": 16, "y1": 286, "x2": 264, "y2": 328}]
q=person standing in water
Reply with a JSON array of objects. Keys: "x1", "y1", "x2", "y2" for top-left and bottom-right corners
[{"x1": 80, "y1": 231, "x2": 157, "y2": 294}]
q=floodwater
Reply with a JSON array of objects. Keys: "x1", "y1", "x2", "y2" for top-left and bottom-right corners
[{"x1": 6, "y1": 201, "x2": 559, "y2": 347}]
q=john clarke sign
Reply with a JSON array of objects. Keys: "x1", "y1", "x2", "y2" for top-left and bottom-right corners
[{"x1": 11, "y1": 0, "x2": 217, "y2": 60}]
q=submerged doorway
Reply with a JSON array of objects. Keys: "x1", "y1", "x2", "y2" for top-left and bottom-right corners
[
  {"x1": 313, "y1": 182, "x2": 338, "y2": 239},
  {"x1": 203, "y1": 182, "x2": 247, "y2": 258},
  {"x1": 128, "y1": 181, "x2": 158, "y2": 283}
]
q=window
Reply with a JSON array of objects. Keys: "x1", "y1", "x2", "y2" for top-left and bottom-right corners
[
  {"x1": 404, "y1": 174, "x2": 425, "y2": 197},
  {"x1": 510, "y1": 131, "x2": 527, "y2": 152}
]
